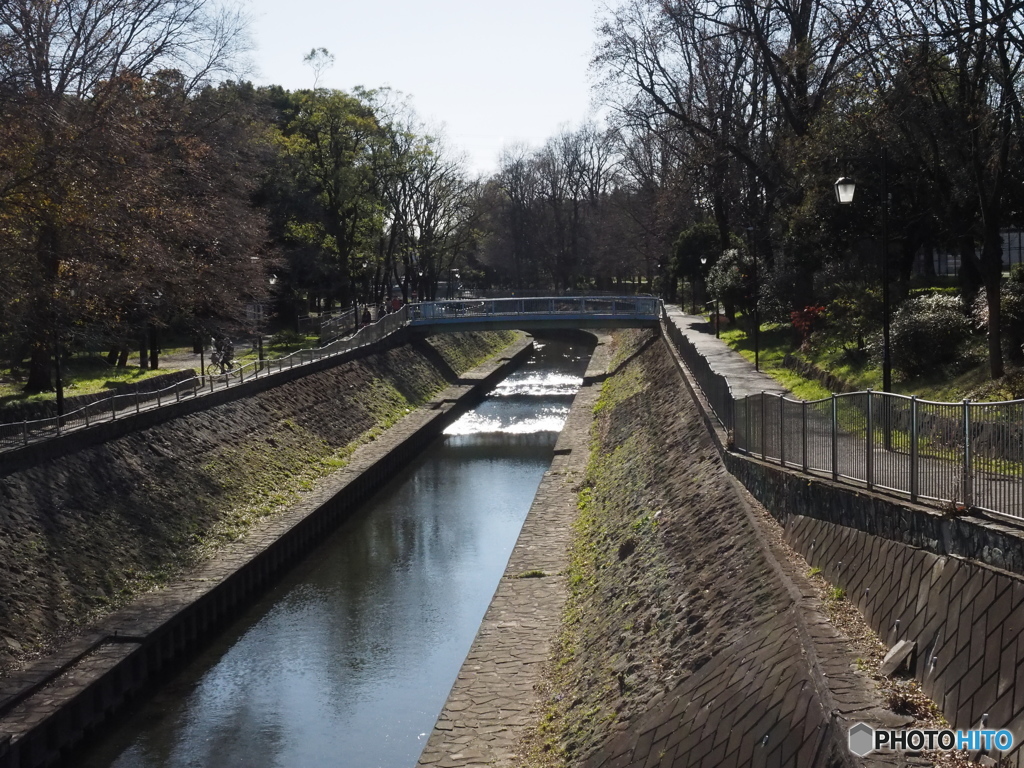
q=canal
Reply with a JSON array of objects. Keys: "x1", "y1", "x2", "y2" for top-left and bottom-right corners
[{"x1": 72, "y1": 336, "x2": 594, "y2": 768}]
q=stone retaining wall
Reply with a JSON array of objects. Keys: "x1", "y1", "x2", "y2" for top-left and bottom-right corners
[
  {"x1": 726, "y1": 454, "x2": 1024, "y2": 766},
  {"x1": 663, "y1": 319, "x2": 1024, "y2": 765},
  {"x1": 0, "y1": 334, "x2": 530, "y2": 768},
  {"x1": 575, "y1": 329, "x2": 898, "y2": 768}
]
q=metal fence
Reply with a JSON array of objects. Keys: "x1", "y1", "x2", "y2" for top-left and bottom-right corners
[
  {"x1": 0, "y1": 307, "x2": 409, "y2": 453},
  {"x1": 663, "y1": 320, "x2": 735, "y2": 433},
  {"x1": 318, "y1": 308, "x2": 358, "y2": 344},
  {"x1": 732, "y1": 390, "x2": 1024, "y2": 520},
  {"x1": 665, "y1": 324, "x2": 1024, "y2": 520}
]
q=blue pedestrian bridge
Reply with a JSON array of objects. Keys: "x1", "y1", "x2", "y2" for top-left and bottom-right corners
[{"x1": 407, "y1": 296, "x2": 663, "y2": 333}]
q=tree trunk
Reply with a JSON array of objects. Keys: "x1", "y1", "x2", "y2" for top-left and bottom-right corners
[
  {"x1": 982, "y1": 228, "x2": 1004, "y2": 379},
  {"x1": 23, "y1": 340, "x2": 52, "y2": 393},
  {"x1": 922, "y1": 243, "x2": 937, "y2": 279},
  {"x1": 148, "y1": 325, "x2": 159, "y2": 369},
  {"x1": 139, "y1": 332, "x2": 149, "y2": 370}
]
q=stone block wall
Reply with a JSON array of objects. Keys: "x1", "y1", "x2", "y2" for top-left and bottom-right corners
[
  {"x1": 728, "y1": 452, "x2": 1024, "y2": 765},
  {"x1": 658, "y1": 319, "x2": 1024, "y2": 765},
  {"x1": 789, "y1": 515, "x2": 1024, "y2": 763}
]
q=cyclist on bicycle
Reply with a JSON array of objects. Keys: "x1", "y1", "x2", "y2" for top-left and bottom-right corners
[{"x1": 213, "y1": 336, "x2": 235, "y2": 373}]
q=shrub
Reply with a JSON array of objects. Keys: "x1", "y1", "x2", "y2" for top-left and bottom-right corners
[
  {"x1": 791, "y1": 305, "x2": 826, "y2": 346},
  {"x1": 707, "y1": 248, "x2": 754, "y2": 320},
  {"x1": 883, "y1": 294, "x2": 971, "y2": 377},
  {"x1": 971, "y1": 267, "x2": 1024, "y2": 364}
]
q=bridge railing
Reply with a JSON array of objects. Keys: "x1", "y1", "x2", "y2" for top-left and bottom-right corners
[
  {"x1": 0, "y1": 307, "x2": 409, "y2": 453},
  {"x1": 0, "y1": 296, "x2": 659, "y2": 453},
  {"x1": 409, "y1": 296, "x2": 661, "y2": 323}
]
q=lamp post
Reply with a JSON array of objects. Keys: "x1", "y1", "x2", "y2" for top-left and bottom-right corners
[
  {"x1": 835, "y1": 147, "x2": 891, "y2": 392},
  {"x1": 746, "y1": 227, "x2": 759, "y2": 372},
  {"x1": 701, "y1": 256, "x2": 720, "y2": 338},
  {"x1": 690, "y1": 265, "x2": 697, "y2": 314}
]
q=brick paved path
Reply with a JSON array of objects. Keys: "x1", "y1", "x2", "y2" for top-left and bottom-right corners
[
  {"x1": 663, "y1": 307, "x2": 787, "y2": 399},
  {"x1": 417, "y1": 334, "x2": 614, "y2": 768}
]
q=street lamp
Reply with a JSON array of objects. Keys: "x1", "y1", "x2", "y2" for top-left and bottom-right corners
[
  {"x1": 834, "y1": 177, "x2": 856, "y2": 205},
  {"x1": 834, "y1": 148, "x2": 891, "y2": 392},
  {"x1": 746, "y1": 227, "x2": 759, "y2": 371},
  {"x1": 701, "y1": 256, "x2": 720, "y2": 338}
]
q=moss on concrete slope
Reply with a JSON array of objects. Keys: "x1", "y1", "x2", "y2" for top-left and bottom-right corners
[
  {"x1": 530, "y1": 329, "x2": 808, "y2": 765},
  {"x1": 0, "y1": 331, "x2": 516, "y2": 675}
]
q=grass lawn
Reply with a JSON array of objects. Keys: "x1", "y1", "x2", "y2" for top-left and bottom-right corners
[
  {"x1": 0, "y1": 355, "x2": 190, "y2": 407},
  {"x1": 716, "y1": 313, "x2": 1023, "y2": 403},
  {"x1": 0, "y1": 331, "x2": 323, "y2": 409}
]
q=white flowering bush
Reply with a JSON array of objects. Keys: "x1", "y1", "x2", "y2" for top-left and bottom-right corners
[{"x1": 883, "y1": 294, "x2": 972, "y2": 377}]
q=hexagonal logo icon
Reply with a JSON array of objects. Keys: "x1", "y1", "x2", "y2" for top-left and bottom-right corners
[{"x1": 849, "y1": 722, "x2": 875, "y2": 756}]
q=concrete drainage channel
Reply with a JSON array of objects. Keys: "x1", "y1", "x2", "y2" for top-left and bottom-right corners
[{"x1": 0, "y1": 338, "x2": 535, "y2": 768}]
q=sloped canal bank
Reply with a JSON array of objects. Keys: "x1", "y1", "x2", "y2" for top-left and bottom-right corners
[{"x1": 65, "y1": 336, "x2": 595, "y2": 768}]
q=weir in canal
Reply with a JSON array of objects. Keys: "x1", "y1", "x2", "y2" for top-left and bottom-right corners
[{"x1": 70, "y1": 336, "x2": 594, "y2": 768}]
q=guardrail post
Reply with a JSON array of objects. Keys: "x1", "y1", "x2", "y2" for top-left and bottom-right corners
[
  {"x1": 831, "y1": 394, "x2": 838, "y2": 481},
  {"x1": 801, "y1": 400, "x2": 808, "y2": 472},
  {"x1": 963, "y1": 399, "x2": 973, "y2": 508},
  {"x1": 743, "y1": 397, "x2": 750, "y2": 453},
  {"x1": 176, "y1": 384, "x2": 181, "y2": 402},
  {"x1": 84, "y1": 405, "x2": 90, "y2": 427},
  {"x1": 866, "y1": 390, "x2": 873, "y2": 490},
  {"x1": 156, "y1": 390, "x2": 161, "y2": 407},
  {"x1": 726, "y1": 389, "x2": 733, "y2": 434},
  {"x1": 135, "y1": 391, "x2": 140, "y2": 413},
  {"x1": 111, "y1": 396, "x2": 117, "y2": 420},
  {"x1": 910, "y1": 396, "x2": 919, "y2": 502},
  {"x1": 779, "y1": 395, "x2": 785, "y2": 467},
  {"x1": 22, "y1": 420, "x2": 28, "y2": 446},
  {"x1": 760, "y1": 392, "x2": 766, "y2": 460}
]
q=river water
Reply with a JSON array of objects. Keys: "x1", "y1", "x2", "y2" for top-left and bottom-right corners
[{"x1": 73, "y1": 337, "x2": 592, "y2": 768}]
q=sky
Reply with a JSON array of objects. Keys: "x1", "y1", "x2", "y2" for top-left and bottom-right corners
[{"x1": 243, "y1": 0, "x2": 608, "y2": 176}]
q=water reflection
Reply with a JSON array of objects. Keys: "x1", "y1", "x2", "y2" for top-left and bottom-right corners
[{"x1": 74, "y1": 338, "x2": 592, "y2": 768}]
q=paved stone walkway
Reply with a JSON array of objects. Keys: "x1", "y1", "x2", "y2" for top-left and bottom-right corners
[
  {"x1": 663, "y1": 306, "x2": 1024, "y2": 519},
  {"x1": 663, "y1": 307, "x2": 787, "y2": 399},
  {"x1": 417, "y1": 334, "x2": 614, "y2": 768}
]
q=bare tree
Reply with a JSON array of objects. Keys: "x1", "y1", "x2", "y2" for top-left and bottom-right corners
[
  {"x1": 866, "y1": 0, "x2": 1024, "y2": 377},
  {"x1": 0, "y1": 0, "x2": 251, "y2": 392}
]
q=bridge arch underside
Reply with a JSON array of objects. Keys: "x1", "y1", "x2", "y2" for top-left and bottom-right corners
[{"x1": 410, "y1": 317, "x2": 660, "y2": 334}]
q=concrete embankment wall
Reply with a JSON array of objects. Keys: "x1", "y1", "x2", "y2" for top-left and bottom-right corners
[
  {"x1": 727, "y1": 456, "x2": 1024, "y2": 766},
  {"x1": 664, "y1": 320, "x2": 1024, "y2": 765},
  {"x1": 527, "y1": 329, "x2": 896, "y2": 768},
  {"x1": 0, "y1": 330, "x2": 526, "y2": 768}
]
